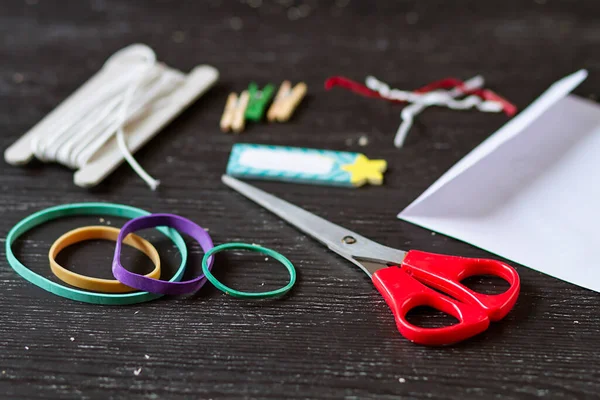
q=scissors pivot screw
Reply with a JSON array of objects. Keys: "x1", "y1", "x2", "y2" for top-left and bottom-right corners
[{"x1": 342, "y1": 236, "x2": 357, "y2": 244}]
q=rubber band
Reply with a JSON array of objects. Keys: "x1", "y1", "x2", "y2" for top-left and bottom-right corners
[
  {"x1": 112, "y1": 214, "x2": 214, "y2": 295},
  {"x1": 49, "y1": 226, "x2": 161, "y2": 293},
  {"x1": 201, "y1": 242, "x2": 296, "y2": 299},
  {"x1": 5, "y1": 203, "x2": 188, "y2": 305}
]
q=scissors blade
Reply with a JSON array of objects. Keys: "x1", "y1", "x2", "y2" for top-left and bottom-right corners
[{"x1": 222, "y1": 175, "x2": 407, "y2": 276}]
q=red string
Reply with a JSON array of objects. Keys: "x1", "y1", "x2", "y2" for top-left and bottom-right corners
[
  {"x1": 416, "y1": 79, "x2": 517, "y2": 116},
  {"x1": 324, "y1": 76, "x2": 399, "y2": 102},
  {"x1": 324, "y1": 76, "x2": 517, "y2": 117},
  {"x1": 412, "y1": 78, "x2": 465, "y2": 93},
  {"x1": 477, "y1": 89, "x2": 517, "y2": 117}
]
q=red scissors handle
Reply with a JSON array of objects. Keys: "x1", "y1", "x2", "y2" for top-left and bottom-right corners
[{"x1": 371, "y1": 250, "x2": 520, "y2": 346}]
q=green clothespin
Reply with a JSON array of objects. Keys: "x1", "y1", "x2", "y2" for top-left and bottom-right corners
[{"x1": 245, "y1": 82, "x2": 275, "y2": 122}]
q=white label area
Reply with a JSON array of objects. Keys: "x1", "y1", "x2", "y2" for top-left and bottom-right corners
[{"x1": 238, "y1": 148, "x2": 335, "y2": 175}]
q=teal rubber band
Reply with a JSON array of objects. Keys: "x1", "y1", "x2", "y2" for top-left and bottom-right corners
[
  {"x1": 6, "y1": 203, "x2": 188, "y2": 305},
  {"x1": 201, "y1": 242, "x2": 296, "y2": 299}
]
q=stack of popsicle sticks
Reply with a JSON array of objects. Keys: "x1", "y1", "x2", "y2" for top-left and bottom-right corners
[{"x1": 4, "y1": 44, "x2": 219, "y2": 188}]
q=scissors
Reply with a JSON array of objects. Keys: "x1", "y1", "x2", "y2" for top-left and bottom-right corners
[{"x1": 222, "y1": 175, "x2": 520, "y2": 346}]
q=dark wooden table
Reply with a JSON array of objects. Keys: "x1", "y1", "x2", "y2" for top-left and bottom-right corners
[{"x1": 1, "y1": 1, "x2": 599, "y2": 399}]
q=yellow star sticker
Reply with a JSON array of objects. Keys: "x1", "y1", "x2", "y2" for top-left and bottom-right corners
[{"x1": 341, "y1": 154, "x2": 388, "y2": 187}]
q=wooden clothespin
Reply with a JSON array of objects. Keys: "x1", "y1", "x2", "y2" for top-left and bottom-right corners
[
  {"x1": 267, "y1": 81, "x2": 307, "y2": 122},
  {"x1": 220, "y1": 90, "x2": 250, "y2": 133},
  {"x1": 245, "y1": 82, "x2": 275, "y2": 122}
]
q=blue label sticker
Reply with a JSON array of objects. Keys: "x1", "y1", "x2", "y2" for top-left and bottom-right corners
[{"x1": 226, "y1": 144, "x2": 387, "y2": 187}]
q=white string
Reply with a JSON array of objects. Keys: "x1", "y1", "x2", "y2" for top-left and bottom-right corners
[
  {"x1": 30, "y1": 45, "x2": 183, "y2": 190},
  {"x1": 365, "y1": 76, "x2": 503, "y2": 148},
  {"x1": 365, "y1": 76, "x2": 503, "y2": 112}
]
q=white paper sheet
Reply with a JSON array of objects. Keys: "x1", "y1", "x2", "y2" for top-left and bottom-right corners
[{"x1": 398, "y1": 70, "x2": 600, "y2": 292}]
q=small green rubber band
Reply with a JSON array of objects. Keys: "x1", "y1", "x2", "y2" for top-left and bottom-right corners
[
  {"x1": 201, "y1": 242, "x2": 296, "y2": 299},
  {"x1": 5, "y1": 202, "x2": 188, "y2": 305}
]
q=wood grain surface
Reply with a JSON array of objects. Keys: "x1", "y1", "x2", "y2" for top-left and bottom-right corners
[{"x1": 0, "y1": 1, "x2": 599, "y2": 399}]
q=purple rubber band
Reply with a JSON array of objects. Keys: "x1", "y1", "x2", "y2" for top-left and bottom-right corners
[{"x1": 112, "y1": 214, "x2": 214, "y2": 295}]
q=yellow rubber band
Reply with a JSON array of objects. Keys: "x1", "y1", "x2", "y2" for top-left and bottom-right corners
[{"x1": 49, "y1": 226, "x2": 161, "y2": 293}]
